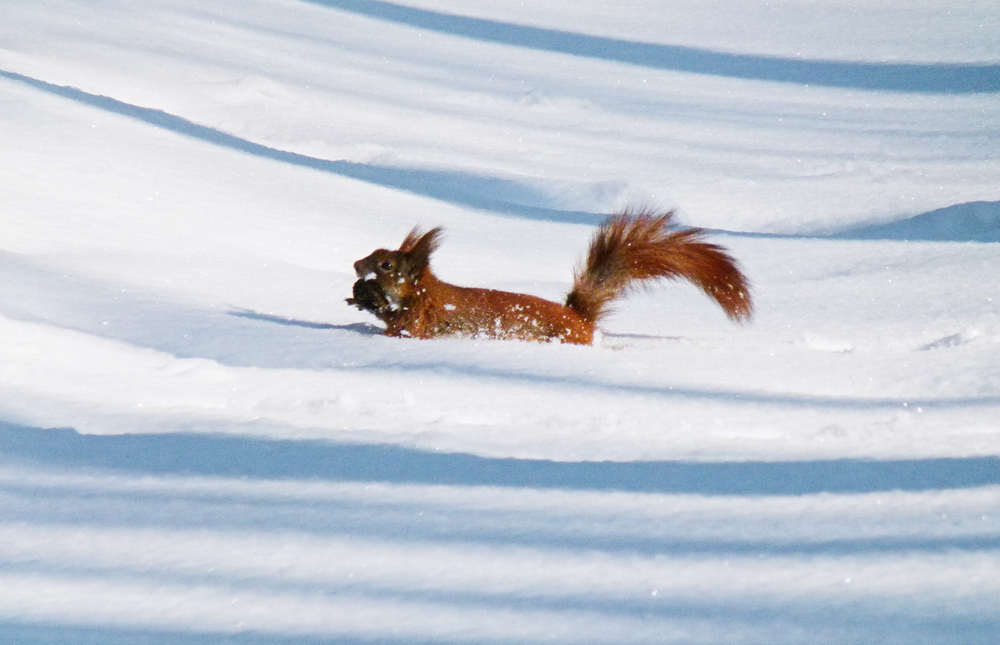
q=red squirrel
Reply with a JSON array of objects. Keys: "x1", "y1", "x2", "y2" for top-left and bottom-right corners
[{"x1": 347, "y1": 208, "x2": 752, "y2": 344}]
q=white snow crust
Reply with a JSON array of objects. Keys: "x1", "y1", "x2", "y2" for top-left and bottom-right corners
[{"x1": 1, "y1": 0, "x2": 998, "y2": 642}]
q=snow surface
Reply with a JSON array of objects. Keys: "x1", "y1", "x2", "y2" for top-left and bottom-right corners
[{"x1": 1, "y1": 0, "x2": 999, "y2": 642}]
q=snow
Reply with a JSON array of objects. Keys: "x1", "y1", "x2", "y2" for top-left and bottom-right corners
[{"x1": 1, "y1": 0, "x2": 998, "y2": 642}]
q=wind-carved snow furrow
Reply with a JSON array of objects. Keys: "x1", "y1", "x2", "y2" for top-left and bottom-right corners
[
  {"x1": 0, "y1": 69, "x2": 602, "y2": 226},
  {"x1": 1, "y1": 465, "x2": 998, "y2": 644},
  {"x1": 303, "y1": 0, "x2": 1000, "y2": 93}
]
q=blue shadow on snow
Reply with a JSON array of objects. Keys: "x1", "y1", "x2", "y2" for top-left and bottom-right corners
[
  {"x1": 0, "y1": 622, "x2": 389, "y2": 645},
  {"x1": 2, "y1": 422, "x2": 997, "y2": 496},
  {"x1": 832, "y1": 200, "x2": 1000, "y2": 242},
  {"x1": 305, "y1": 0, "x2": 1000, "y2": 94},
  {"x1": 3, "y1": 610, "x2": 995, "y2": 645},
  {"x1": 229, "y1": 308, "x2": 382, "y2": 334},
  {"x1": 0, "y1": 69, "x2": 600, "y2": 225}
]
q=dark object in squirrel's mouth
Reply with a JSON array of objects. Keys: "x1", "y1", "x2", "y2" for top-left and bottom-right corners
[{"x1": 347, "y1": 278, "x2": 390, "y2": 315}]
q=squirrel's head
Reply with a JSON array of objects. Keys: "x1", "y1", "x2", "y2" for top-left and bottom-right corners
[{"x1": 349, "y1": 226, "x2": 442, "y2": 317}]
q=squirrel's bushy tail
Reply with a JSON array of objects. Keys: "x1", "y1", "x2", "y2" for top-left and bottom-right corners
[{"x1": 565, "y1": 209, "x2": 753, "y2": 325}]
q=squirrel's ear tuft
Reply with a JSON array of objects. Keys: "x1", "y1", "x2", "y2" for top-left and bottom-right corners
[
  {"x1": 398, "y1": 226, "x2": 441, "y2": 253},
  {"x1": 401, "y1": 226, "x2": 442, "y2": 278}
]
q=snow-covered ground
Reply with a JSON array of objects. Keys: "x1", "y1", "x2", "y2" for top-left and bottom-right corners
[{"x1": 1, "y1": 0, "x2": 998, "y2": 642}]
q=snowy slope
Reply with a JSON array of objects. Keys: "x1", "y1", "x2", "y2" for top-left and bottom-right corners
[{"x1": 1, "y1": 0, "x2": 999, "y2": 642}]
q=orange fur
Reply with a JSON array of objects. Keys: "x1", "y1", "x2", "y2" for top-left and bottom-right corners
[{"x1": 348, "y1": 208, "x2": 752, "y2": 344}]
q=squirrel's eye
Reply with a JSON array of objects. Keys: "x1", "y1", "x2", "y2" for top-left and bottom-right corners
[{"x1": 379, "y1": 261, "x2": 394, "y2": 271}]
